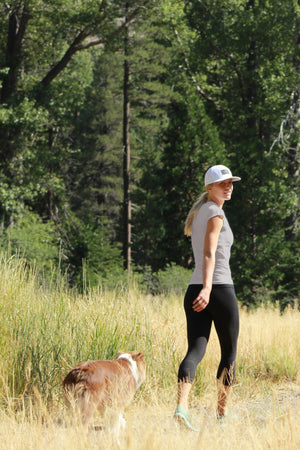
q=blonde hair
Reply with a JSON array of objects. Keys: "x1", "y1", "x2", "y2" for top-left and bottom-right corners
[{"x1": 184, "y1": 192, "x2": 209, "y2": 236}]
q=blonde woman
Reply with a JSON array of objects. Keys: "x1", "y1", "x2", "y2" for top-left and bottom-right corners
[{"x1": 174, "y1": 165, "x2": 241, "y2": 430}]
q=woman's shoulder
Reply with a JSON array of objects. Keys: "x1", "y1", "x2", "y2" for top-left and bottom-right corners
[{"x1": 198, "y1": 202, "x2": 224, "y2": 221}]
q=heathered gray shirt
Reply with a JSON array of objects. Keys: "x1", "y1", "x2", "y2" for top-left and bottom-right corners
[{"x1": 189, "y1": 201, "x2": 234, "y2": 285}]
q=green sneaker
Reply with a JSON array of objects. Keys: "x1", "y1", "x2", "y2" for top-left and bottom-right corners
[{"x1": 174, "y1": 405, "x2": 199, "y2": 432}]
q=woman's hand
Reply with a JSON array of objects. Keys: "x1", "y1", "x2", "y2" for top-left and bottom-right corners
[{"x1": 192, "y1": 287, "x2": 211, "y2": 312}]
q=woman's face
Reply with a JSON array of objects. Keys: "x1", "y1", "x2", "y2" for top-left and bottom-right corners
[{"x1": 207, "y1": 179, "x2": 233, "y2": 206}]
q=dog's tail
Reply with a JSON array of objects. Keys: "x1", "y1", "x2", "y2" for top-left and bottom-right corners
[{"x1": 62, "y1": 368, "x2": 89, "y2": 406}]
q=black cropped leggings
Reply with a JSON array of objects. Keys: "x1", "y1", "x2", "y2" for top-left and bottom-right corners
[{"x1": 178, "y1": 284, "x2": 239, "y2": 386}]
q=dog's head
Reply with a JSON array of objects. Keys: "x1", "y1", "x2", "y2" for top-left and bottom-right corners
[{"x1": 116, "y1": 351, "x2": 146, "y2": 386}]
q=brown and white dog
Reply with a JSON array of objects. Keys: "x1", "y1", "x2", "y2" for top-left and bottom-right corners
[{"x1": 63, "y1": 351, "x2": 146, "y2": 442}]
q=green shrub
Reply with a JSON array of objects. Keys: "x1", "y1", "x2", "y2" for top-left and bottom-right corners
[
  {"x1": 0, "y1": 211, "x2": 58, "y2": 277},
  {"x1": 155, "y1": 263, "x2": 190, "y2": 295}
]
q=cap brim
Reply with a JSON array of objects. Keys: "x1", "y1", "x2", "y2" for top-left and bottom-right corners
[{"x1": 206, "y1": 175, "x2": 241, "y2": 185}]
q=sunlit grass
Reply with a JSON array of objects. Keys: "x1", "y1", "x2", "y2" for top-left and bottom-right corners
[{"x1": 0, "y1": 254, "x2": 299, "y2": 449}]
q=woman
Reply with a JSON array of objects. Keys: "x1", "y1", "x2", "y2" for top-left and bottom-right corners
[{"x1": 174, "y1": 165, "x2": 241, "y2": 430}]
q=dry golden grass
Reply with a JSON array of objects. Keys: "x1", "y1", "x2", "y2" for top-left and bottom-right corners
[
  {"x1": 0, "y1": 382, "x2": 299, "y2": 450},
  {"x1": 0, "y1": 256, "x2": 299, "y2": 449}
]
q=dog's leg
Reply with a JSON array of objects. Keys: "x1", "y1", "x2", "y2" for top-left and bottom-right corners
[
  {"x1": 77, "y1": 391, "x2": 97, "y2": 432},
  {"x1": 118, "y1": 413, "x2": 126, "y2": 432},
  {"x1": 105, "y1": 409, "x2": 126, "y2": 446},
  {"x1": 115, "y1": 414, "x2": 126, "y2": 447}
]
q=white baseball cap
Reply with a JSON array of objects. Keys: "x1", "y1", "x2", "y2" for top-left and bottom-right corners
[{"x1": 205, "y1": 165, "x2": 241, "y2": 186}]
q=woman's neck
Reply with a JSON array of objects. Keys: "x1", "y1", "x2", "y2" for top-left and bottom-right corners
[{"x1": 208, "y1": 196, "x2": 224, "y2": 208}]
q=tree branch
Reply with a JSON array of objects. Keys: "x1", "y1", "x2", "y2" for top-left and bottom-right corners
[
  {"x1": 41, "y1": 26, "x2": 92, "y2": 87},
  {"x1": 41, "y1": 7, "x2": 141, "y2": 88}
]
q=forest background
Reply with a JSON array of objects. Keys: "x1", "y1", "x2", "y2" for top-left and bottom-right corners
[{"x1": 0, "y1": 0, "x2": 299, "y2": 308}]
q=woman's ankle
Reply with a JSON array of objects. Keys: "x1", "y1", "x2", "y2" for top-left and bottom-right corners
[{"x1": 177, "y1": 381, "x2": 192, "y2": 411}]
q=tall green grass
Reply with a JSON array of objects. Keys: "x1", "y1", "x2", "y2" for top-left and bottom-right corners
[{"x1": 0, "y1": 254, "x2": 184, "y2": 409}]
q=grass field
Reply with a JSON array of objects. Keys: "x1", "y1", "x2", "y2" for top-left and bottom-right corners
[{"x1": 0, "y1": 255, "x2": 299, "y2": 449}]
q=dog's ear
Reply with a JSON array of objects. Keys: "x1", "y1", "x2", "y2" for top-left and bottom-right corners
[{"x1": 131, "y1": 352, "x2": 144, "y2": 361}]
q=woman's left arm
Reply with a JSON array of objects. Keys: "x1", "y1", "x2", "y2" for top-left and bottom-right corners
[{"x1": 192, "y1": 215, "x2": 223, "y2": 312}]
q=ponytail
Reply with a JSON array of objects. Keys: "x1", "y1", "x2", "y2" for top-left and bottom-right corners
[{"x1": 184, "y1": 192, "x2": 208, "y2": 236}]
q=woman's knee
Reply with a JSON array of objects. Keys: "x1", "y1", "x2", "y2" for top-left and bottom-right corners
[{"x1": 178, "y1": 358, "x2": 197, "y2": 382}]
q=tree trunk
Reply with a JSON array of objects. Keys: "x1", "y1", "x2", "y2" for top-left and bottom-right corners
[
  {"x1": 122, "y1": 6, "x2": 131, "y2": 272},
  {"x1": 0, "y1": 5, "x2": 30, "y2": 166},
  {"x1": 1, "y1": 5, "x2": 30, "y2": 103}
]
